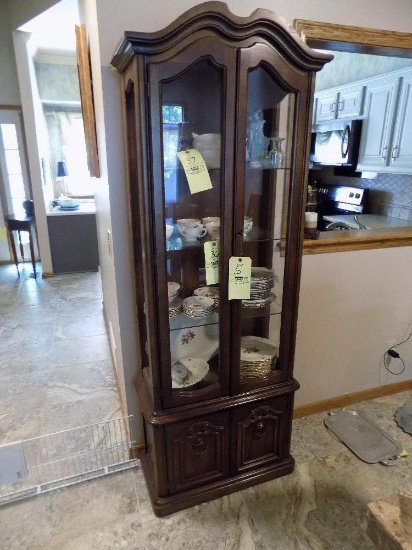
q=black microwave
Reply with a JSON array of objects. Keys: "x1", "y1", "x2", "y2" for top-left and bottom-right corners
[{"x1": 310, "y1": 119, "x2": 363, "y2": 167}]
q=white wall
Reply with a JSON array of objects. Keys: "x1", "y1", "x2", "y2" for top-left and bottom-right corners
[
  {"x1": 91, "y1": 0, "x2": 412, "y2": 432},
  {"x1": 79, "y1": 0, "x2": 142, "y2": 435},
  {"x1": 0, "y1": 1, "x2": 21, "y2": 104},
  {"x1": 13, "y1": 31, "x2": 53, "y2": 274},
  {"x1": 295, "y1": 247, "x2": 412, "y2": 406}
]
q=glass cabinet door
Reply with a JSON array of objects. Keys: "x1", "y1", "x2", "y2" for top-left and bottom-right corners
[
  {"x1": 149, "y1": 41, "x2": 236, "y2": 407},
  {"x1": 232, "y1": 45, "x2": 299, "y2": 392}
]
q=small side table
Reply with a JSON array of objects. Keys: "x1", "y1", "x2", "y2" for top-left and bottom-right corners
[{"x1": 5, "y1": 215, "x2": 37, "y2": 276}]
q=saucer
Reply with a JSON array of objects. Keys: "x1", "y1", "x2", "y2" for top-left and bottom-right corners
[{"x1": 171, "y1": 357, "x2": 209, "y2": 388}]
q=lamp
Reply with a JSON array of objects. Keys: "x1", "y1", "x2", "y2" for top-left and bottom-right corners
[
  {"x1": 57, "y1": 161, "x2": 68, "y2": 177},
  {"x1": 56, "y1": 161, "x2": 68, "y2": 196}
]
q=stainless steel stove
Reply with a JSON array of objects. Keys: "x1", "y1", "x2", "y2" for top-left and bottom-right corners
[{"x1": 316, "y1": 184, "x2": 369, "y2": 230}]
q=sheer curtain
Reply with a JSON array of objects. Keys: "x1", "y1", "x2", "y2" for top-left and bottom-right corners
[{"x1": 44, "y1": 106, "x2": 95, "y2": 197}]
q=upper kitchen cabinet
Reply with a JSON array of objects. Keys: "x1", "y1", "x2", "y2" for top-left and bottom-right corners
[
  {"x1": 314, "y1": 82, "x2": 365, "y2": 123},
  {"x1": 357, "y1": 67, "x2": 412, "y2": 173},
  {"x1": 111, "y1": 2, "x2": 331, "y2": 516}
]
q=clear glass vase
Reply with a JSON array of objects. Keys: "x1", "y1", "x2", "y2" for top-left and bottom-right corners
[{"x1": 269, "y1": 137, "x2": 285, "y2": 168}]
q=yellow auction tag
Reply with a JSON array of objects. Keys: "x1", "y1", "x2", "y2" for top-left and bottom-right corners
[
  {"x1": 177, "y1": 149, "x2": 213, "y2": 194},
  {"x1": 228, "y1": 256, "x2": 251, "y2": 300},
  {"x1": 204, "y1": 240, "x2": 220, "y2": 285},
  {"x1": 0, "y1": 226, "x2": 7, "y2": 239}
]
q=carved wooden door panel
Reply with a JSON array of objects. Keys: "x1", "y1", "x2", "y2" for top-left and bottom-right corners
[
  {"x1": 166, "y1": 412, "x2": 229, "y2": 494},
  {"x1": 230, "y1": 396, "x2": 292, "y2": 475}
]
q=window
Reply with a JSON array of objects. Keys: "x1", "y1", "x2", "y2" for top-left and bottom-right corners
[
  {"x1": 44, "y1": 106, "x2": 95, "y2": 197},
  {"x1": 0, "y1": 110, "x2": 30, "y2": 218}
]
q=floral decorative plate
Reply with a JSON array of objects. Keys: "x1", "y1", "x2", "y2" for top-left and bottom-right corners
[
  {"x1": 170, "y1": 324, "x2": 219, "y2": 362},
  {"x1": 168, "y1": 282, "x2": 180, "y2": 301},
  {"x1": 171, "y1": 357, "x2": 209, "y2": 388},
  {"x1": 194, "y1": 286, "x2": 219, "y2": 303},
  {"x1": 183, "y1": 296, "x2": 215, "y2": 317},
  {"x1": 240, "y1": 336, "x2": 278, "y2": 363}
]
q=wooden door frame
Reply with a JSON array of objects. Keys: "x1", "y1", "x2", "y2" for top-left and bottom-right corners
[{"x1": 293, "y1": 20, "x2": 412, "y2": 57}]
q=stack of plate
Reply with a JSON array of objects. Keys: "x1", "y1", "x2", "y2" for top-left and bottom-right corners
[
  {"x1": 242, "y1": 267, "x2": 275, "y2": 308},
  {"x1": 183, "y1": 296, "x2": 215, "y2": 318},
  {"x1": 169, "y1": 297, "x2": 183, "y2": 318},
  {"x1": 240, "y1": 336, "x2": 278, "y2": 382},
  {"x1": 194, "y1": 286, "x2": 219, "y2": 308}
]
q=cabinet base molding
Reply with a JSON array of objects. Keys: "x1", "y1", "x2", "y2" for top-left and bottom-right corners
[
  {"x1": 140, "y1": 451, "x2": 295, "y2": 517},
  {"x1": 293, "y1": 379, "x2": 412, "y2": 419},
  {"x1": 129, "y1": 443, "x2": 145, "y2": 460}
]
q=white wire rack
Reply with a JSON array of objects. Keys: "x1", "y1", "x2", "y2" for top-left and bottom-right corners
[{"x1": 0, "y1": 416, "x2": 138, "y2": 506}]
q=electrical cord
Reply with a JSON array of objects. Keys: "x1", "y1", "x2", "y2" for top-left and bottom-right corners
[{"x1": 383, "y1": 329, "x2": 412, "y2": 375}]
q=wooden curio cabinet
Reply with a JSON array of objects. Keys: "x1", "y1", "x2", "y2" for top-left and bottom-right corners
[{"x1": 111, "y1": 2, "x2": 331, "y2": 516}]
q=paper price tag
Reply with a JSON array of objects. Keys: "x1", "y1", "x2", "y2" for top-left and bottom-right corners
[
  {"x1": 0, "y1": 227, "x2": 6, "y2": 239},
  {"x1": 177, "y1": 149, "x2": 213, "y2": 194},
  {"x1": 204, "y1": 240, "x2": 220, "y2": 285},
  {"x1": 228, "y1": 256, "x2": 251, "y2": 300}
]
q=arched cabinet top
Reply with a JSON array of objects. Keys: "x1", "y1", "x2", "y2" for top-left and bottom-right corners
[{"x1": 111, "y1": 1, "x2": 332, "y2": 73}]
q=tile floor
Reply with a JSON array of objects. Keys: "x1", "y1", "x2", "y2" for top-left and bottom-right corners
[{"x1": 1, "y1": 263, "x2": 412, "y2": 549}]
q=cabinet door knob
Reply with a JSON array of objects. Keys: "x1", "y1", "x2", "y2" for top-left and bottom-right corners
[
  {"x1": 236, "y1": 230, "x2": 243, "y2": 237},
  {"x1": 192, "y1": 436, "x2": 207, "y2": 456},
  {"x1": 253, "y1": 421, "x2": 266, "y2": 438}
]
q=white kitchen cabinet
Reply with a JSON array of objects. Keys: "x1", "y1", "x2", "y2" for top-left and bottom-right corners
[
  {"x1": 314, "y1": 83, "x2": 365, "y2": 123},
  {"x1": 357, "y1": 68, "x2": 412, "y2": 174},
  {"x1": 390, "y1": 71, "x2": 412, "y2": 171}
]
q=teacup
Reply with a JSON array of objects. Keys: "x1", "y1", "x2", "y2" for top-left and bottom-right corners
[
  {"x1": 177, "y1": 218, "x2": 201, "y2": 227},
  {"x1": 165, "y1": 224, "x2": 174, "y2": 239},
  {"x1": 177, "y1": 219, "x2": 207, "y2": 242},
  {"x1": 202, "y1": 216, "x2": 220, "y2": 225},
  {"x1": 205, "y1": 220, "x2": 220, "y2": 240},
  {"x1": 244, "y1": 216, "x2": 253, "y2": 237}
]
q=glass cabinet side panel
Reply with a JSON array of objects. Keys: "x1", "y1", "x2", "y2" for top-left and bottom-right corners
[
  {"x1": 161, "y1": 59, "x2": 223, "y2": 394},
  {"x1": 125, "y1": 83, "x2": 151, "y2": 382},
  {"x1": 240, "y1": 65, "x2": 295, "y2": 385}
]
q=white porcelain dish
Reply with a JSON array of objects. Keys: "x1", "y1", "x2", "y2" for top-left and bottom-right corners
[
  {"x1": 194, "y1": 286, "x2": 219, "y2": 305},
  {"x1": 57, "y1": 198, "x2": 81, "y2": 208},
  {"x1": 170, "y1": 323, "x2": 219, "y2": 362},
  {"x1": 240, "y1": 336, "x2": 277, "y2": 363},
  {"x1": 183, "y1": 296, "x2": 215, "y2": 317},
  {"x1": 168, "y1": 282, "x2": 180, "y2": 301},
  {"x1": 171, "y1": 357, "x2": 209, "y2": 388}
]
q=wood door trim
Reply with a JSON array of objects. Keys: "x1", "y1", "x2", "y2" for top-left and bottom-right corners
[{"x1": 293, "y1": 20, "x2": 412, "y2": 57}]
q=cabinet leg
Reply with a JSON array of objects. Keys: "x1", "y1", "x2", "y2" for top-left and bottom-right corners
[
  {"x1": 28, "y1": 228, "x2": 36, "y2": 275},
  {"x1": 8, "y1": 230, "x2": 19, "y2": 275}
]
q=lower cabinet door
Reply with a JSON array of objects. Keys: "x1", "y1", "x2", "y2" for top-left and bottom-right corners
[
  {"x1": 166, "y1": 412, "x2": 229, "y2": 494},
  {"x1": 230, "y1": 396, "x2": 292, "y2": 475}
]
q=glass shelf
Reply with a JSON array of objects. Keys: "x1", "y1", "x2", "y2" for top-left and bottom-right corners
[
  {"x1": 245, "y1": 163, "x2": 291, "y2": 171},
  {"x1": 169, "y1": 311, "x2": 219, "y2": 331},
  {"x1": 169, "y1": 299, "x2": 282, "y2": 331},
  {"x1": 241, "y1": 299, "x2": 282, "y2": 319},
  {"x1": 166, "y1": 228, "x2": 284, "y2": 249}
]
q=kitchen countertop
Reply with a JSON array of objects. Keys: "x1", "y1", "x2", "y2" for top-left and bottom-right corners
[
  {"x1": 303, "y1": 225, "x2": 412, "y2": 255},
  {"x1": 322, "y1": 213, "x2": 412, "y2": 230},
  {"x1": 46, "y1": 202, "x2": 96, "y2": 216}
]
